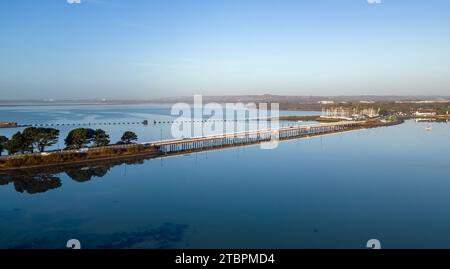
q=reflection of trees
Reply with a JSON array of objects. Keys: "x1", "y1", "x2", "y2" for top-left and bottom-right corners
[
  {"x1": 65, "y1": 158, "x2": 145, "y2": 182},
  {"x1": 0, "y1": 155, "x2": 150, "y2": 194},
  {"x1": 65, "y1": 166, "x2": 110, "y2": 182},
  {"x1": 0, "y1": 172, "x2": 61, "y2": 194}
]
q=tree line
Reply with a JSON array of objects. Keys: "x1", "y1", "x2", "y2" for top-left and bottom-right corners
[{"x1": 0, "y1": 127, "x2": 138, "y2": 156}]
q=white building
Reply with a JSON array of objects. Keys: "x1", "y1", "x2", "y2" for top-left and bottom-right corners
[
  {"x1": 414, "y1": 109, "x2": 437, "y2": 117},
  {"x1": 318, "y1": 101, "x2": 334, "y2": 105}
]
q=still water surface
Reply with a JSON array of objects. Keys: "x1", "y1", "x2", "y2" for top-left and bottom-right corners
[{"x1": 0, "y1": 105, "x2": 449, "y2": 248}]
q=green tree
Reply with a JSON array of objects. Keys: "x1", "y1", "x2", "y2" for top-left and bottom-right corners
[
  {"x1": 0, "y1": 135, "x2": 9, "y2": 156},
  {"x1": 21, "y1": 127, "x2": 38, "y2": 153},
  {"x1": 120, "y1": 131, "x2": 138, "y2": 144},
  {"x1": 35, "y1": 128, "x2": 60, "y2": 152},
  {"x1": 5, "y1": 132, "x2": 24, "y2": 155},
  {"x1": 93, "y1": 129, "x2": 110, "y2": 147},
  {"x1": 65, "y1": 128, "x2": 95, "y2": 149}
]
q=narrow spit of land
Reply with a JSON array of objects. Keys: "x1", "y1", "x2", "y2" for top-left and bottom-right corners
[
  {"x1": 0, "y1": 119, "x2": 403, "y2": 171},
  {"x1": 277, "y1": 115, "x2": 343, "y2": 123},
  {"x1": 277, "y1": 115, "x2": 450, "y2": 123}
]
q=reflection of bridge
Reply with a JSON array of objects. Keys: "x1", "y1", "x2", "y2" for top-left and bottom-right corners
[{"x1": 148, "y1": 121, "x2": 362, "y2": 154}]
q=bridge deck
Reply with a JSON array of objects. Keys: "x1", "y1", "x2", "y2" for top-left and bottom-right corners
[{"x1": 147, "y1": 121, "x2": 363, "y2": 154}]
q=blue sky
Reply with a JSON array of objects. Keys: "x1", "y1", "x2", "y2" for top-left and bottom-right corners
[{"x1": 1, "y1": 0, "x2": 450, "y2": 99}]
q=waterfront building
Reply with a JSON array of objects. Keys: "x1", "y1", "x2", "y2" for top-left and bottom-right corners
[
  {"x1": 318, "y1": 101, "x2": 335, "y2": 105},
  {"x1": 414, "y1": 109, "x2": 437, "y2": 117}
]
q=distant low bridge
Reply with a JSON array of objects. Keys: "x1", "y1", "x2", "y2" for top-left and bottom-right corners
[
  {"x1": 147, "y1": 121, "x2": 362, "y2": 154},
  {"x1": 9, "y1": 118, "x2": 271, "y2": 129}
]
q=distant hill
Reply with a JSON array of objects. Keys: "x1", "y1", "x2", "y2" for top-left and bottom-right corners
[{"x1": 1, "y1": 95, "x2": 449, "y2": 111}]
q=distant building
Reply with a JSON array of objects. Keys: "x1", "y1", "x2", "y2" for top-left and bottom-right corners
[
  {"x1": 396, "y1": 100, "x2": 450, "y2": 104},
  {"x1": 414, "y1": 109, "x2": 437, "y2": 117},
  {"x1": 321, "y1": 107, "x2": 379, "y2": 120},
  {"x1": 359, "y1": 107, "x2": 380, "y2": 118},
  {"x1": 321, "y1": 107, "x2": 354, "y2": 119},
  {"x1": 360, "y1": 101, "x2": 375, "y2": 104},
  {"x1": 318, "y1": 101, "x2": 334, "y2": 105}
]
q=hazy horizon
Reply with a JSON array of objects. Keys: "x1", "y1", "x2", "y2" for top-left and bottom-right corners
[
  {"x1": 2, "y1": 94, "x2": 450, "y2": 104},
  {"x1": 1, "y1": 0, "x2": 450, "y2": 99}
]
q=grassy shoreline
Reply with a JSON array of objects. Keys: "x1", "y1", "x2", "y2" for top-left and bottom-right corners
[{"x1": 0, "y1": 145, "x2": 159, "y2": 171}]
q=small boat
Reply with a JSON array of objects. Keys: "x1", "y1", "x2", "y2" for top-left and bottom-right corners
[{"x1": 426, "y1": 125, "x2": 432, "y2": 131}]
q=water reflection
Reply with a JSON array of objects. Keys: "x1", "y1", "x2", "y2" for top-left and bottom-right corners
[
  {"x1": 65, "y1": 166, "x2": 110, "y2": 182},
  {"x1": 0, "y1": 171, "x2": 61, "y2": 194},
  {"x1": 0, "y1": 157, "x2": 149, "y2": 194}
]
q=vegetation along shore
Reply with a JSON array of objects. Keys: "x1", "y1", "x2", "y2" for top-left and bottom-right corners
[{"x1": 0, "y1": 127, "x2": 155, "y2": 170}]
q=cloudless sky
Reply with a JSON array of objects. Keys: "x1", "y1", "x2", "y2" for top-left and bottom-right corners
[{"x1": 1, "y1": 0, "x2": 450, "y2": 99}]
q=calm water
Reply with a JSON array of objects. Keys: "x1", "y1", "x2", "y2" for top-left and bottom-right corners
[{"x1": 1, "y1": 105, "x2": 450, "y2": 249}]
